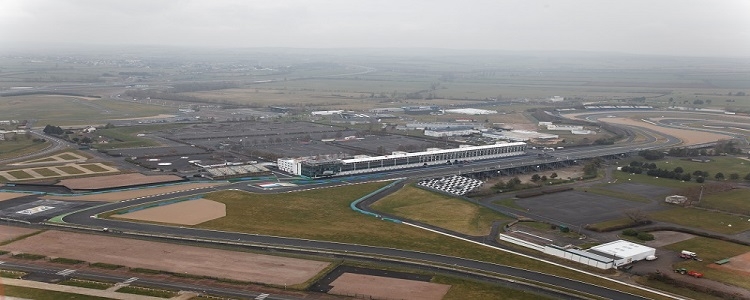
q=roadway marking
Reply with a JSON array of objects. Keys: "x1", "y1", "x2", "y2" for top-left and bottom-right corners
[
  {"x1": 122, "y1": 277, "x2": 138, "y2": 284},
  {"x1": 0, "y1": 261, "x2": 4, "y2": 265},
  {"x1": 255, "y1": 294, "x2": 269, "y2": 300},
  {"x1": 56, "y1": 269, "x2": 76, "y2": 276}
]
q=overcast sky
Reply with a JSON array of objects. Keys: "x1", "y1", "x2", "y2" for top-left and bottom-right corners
[{"x1": 1, "y1": 0, "x2": 748, "y2": 57}]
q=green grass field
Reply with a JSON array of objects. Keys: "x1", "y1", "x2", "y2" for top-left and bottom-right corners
[
  {"x1": 700, "y1": 188, "x2": 750, "y2": 215},
  {"x1": 58, "y1": 153, "x2": 79, "y2": 160},
  {"x1": 56, "y1": 166, "x2": 84, "y2": 174},
  {"x1": 0, "y1": 95, "x2": 176, "y2": 126},
  {"x1": 657, "y1": 157, "x2": 750, "y2": 179},
  {"x1": 0, "y1": 139, "x2": 50, "y2": 160},
  {"x1": 649, "y1": 207, "x2": 750, "y2": 234},
  {"x1": 663, "y1": 237, "x2": 750, "y2": 290},
  {"x1": 612, "y1": 170, "x2": 699, "y2": 189},
  {"x1": 79, "y1": 164, "x2": 109, "y2": 172},
  {"x1": 7, "y1": 170, "x2": 33, "y2": 179},
  {"x1": 31, "y1": 168, "x2": 60, "y2": 177},
  {"x1": 370, "y1": 185, "x2": 511, "y2": 236},
  {"x1": 193, "y1": 182, "x2": 672, "y2": 300}
]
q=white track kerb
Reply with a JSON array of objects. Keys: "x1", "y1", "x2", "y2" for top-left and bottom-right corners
[{"x1": 402, "y1": 222, "x2": 687, "y2": 300}]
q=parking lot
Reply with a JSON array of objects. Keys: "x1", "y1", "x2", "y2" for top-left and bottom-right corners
[{"x1": 515, "y1": 184, "x2": 670, "y2": 226}]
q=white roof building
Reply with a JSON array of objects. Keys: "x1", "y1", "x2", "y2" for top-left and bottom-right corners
[{"x1": 589, "y1": 240, "x2": 656, "y2": 267}]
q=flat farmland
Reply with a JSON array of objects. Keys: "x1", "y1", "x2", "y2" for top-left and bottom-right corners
[
  {"x1": 0, "y1": 96, "x2": 175, "y2": 126},
  {"x1": 0, "y1": 225, "x2": 38, "y2": 243}
]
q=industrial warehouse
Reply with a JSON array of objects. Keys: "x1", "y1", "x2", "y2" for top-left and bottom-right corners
[{"x1": 277, "y1": 142, "x2": 527, "y2": 178}]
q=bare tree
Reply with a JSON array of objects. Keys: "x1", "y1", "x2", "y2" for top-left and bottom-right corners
[{"x1": 623, "y1": 209, "x2": 649, "y2": 223}]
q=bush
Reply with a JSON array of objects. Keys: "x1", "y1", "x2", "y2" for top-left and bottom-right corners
[
  {"x1": 637, "y1": 232, "x2": 655, "y2": 241},
  {"x1": 12, "y1": 253, "x2": 46, "y2": 260},
  {"x1": 90, "y1": 262, "x2": 125, "y2": 270},
  {"x1": 50, "y1": 257, "x2": 85, "y2": 265},
  {"x1": 622, "y1": 229, "x2": 638, "y2": 236}
]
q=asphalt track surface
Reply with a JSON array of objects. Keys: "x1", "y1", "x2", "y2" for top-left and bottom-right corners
[
  {"x1": 0, "y1": 260, "x2": 296, "y2": 300},
  {"x1": 14, "y1": 111, "x2": 693, "y2": 300}
]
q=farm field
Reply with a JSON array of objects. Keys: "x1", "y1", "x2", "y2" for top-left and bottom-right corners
[
  {"x1": 0, "y1": 230, "x2": 330, "y2": 285},
  {"x1": 370, "y1": 185, "x2": 511, "y2": 236},
  {"x1": 0, "y1": 95, "x2": 176, "y2": 126}
]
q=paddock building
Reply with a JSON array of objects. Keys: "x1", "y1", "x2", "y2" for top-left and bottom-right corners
[{"x1": 278, "y1": 142, "x2": 527, "y2": 178}]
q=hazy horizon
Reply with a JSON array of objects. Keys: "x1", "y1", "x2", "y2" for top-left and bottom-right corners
[{"x1": 1, "y1": 0, "x2": 749, "y2": 58}]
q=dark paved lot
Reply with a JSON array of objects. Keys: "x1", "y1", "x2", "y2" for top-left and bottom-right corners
[
  {"x1": 256, "y1": 141, "x2": 353, "y2": 158},
  {"x1": 342, "y1": 135, "x2": 441, "y2": 153},
  {"x1": 0, "y1": 199, "x2": 96, "y2": 223},
  {"x1": 114, "y1": 146, "x2": 208, "y2": 157},
  {"x1": 601, "y1": 182, "x2": 675, "y2": 199},
  {"x1": 515, "y1": 190, "x2": 668, "y2": 226}
]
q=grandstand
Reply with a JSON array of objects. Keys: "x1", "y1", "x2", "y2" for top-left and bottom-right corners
[
  {"x1": 203, "y1": 164, "x2": 271, "y2": 180},
  {"x1": 278, "y1": 142, "x2": 527, "y2": 178}
]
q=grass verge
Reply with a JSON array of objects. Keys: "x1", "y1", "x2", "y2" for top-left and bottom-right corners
[
  {"x1": 89, "y1": 262, "x2": 125, "y2": 270},
  {"x1": 12, "y1": 253, "x2": 46, "y2": 260},
  {"x1": 59, "y1": 279, "x2": 114, "y2": 290},
  {"x1": 50, "y1": 257, "x2": 86, "y2": 265},
  {"x1": 491, "y1": 197, "x2": 525, "y2": 210},
  {"x1": 370, "y1": 185, "x2": 512, "y2": 236},
  {"x1": 115, "y1": 285, "x2": 178, "y2": 298},
  {"x1": 0, "y1": 269, "x2": 26, "y2": 278},
  {"x1": 649, "y1": 207, "x2": 750, "y2": 234}
]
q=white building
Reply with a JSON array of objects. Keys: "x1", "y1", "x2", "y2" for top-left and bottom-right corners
[
  {"x1": 549, "y1": 96, "x2": 565, "y2": 102},
  {"x1": 311, "y1": 110, "x2": 344, "y2": 116},
  {"x1": 444, "y1": 108, "x2": 497, "y2": 115},
  {"x1": 589, "y1": 240, "x2": 656, "y2": 267},
  {"x1": 424, "y1": 127, "x2": 479, "y2": 137},
  {"x1": 277, "y1": 158, "x2": 303, "y2": 175},
  {"x1": 546, "y1": 124, "x2": 584, "y2": 131}
]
